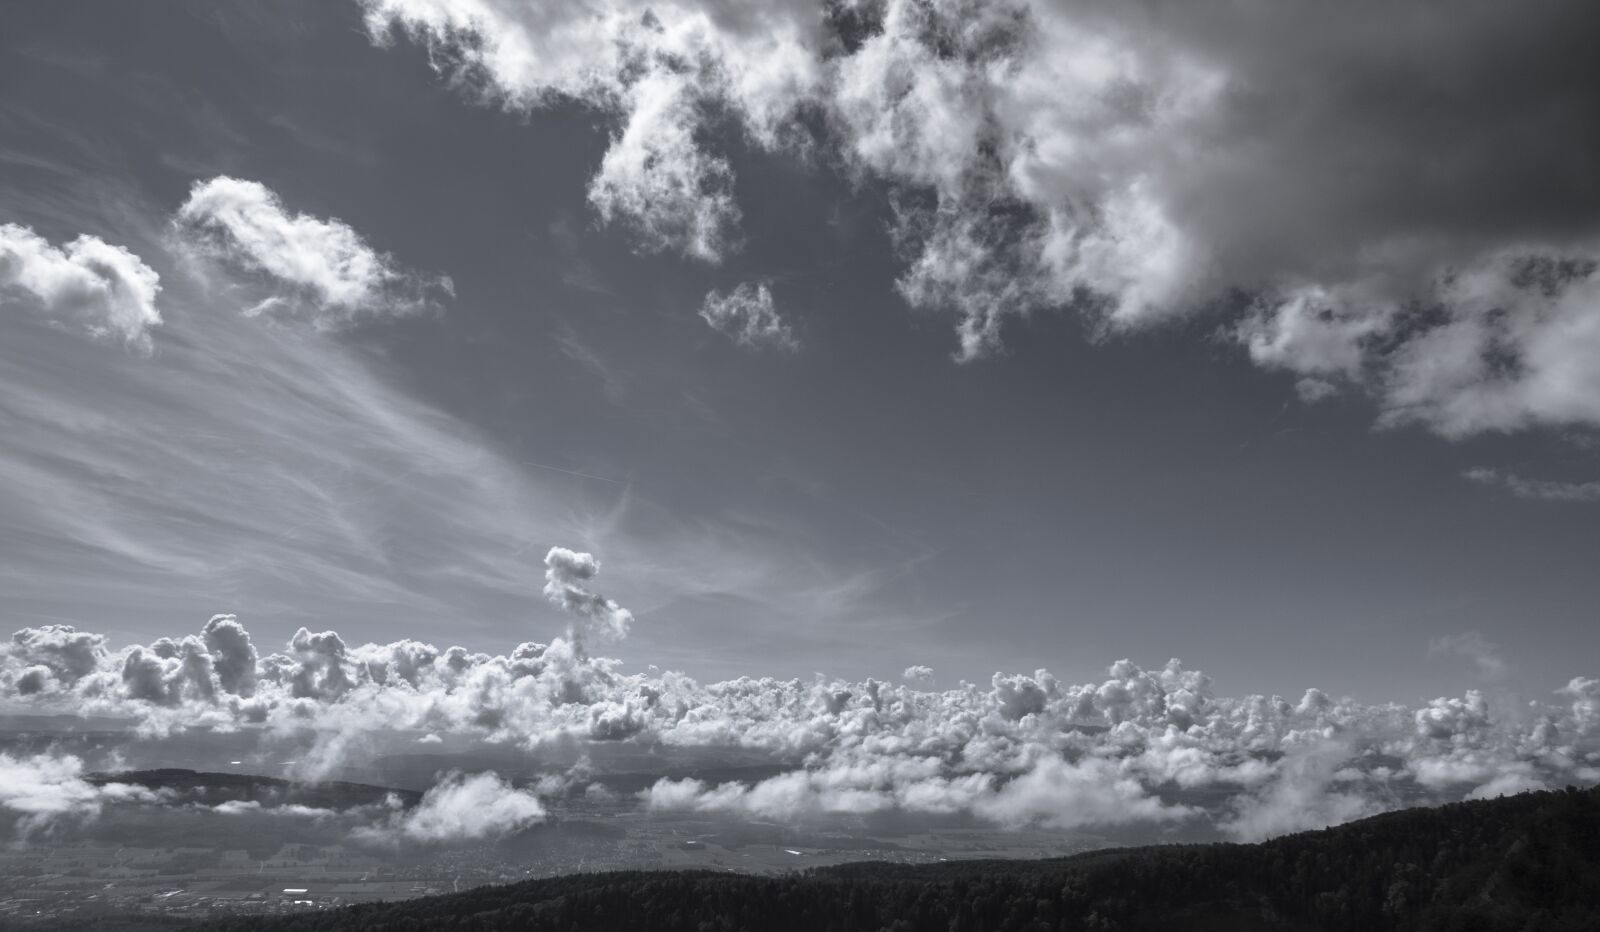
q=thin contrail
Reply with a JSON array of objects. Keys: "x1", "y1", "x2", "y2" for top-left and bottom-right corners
[{"x1": 519, "y1": 459, "x2": 626, "y2": 485}]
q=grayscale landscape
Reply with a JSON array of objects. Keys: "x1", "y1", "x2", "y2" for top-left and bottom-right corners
[{"x1": 2, "y1": 1, "x2": 1598, "y2": 929}]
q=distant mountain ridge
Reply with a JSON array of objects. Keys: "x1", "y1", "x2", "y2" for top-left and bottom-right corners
[
  {"x1": 88, "y1": 768, "x2": 424, "y2": 810},
  {"x1": 198, "y1": 784, "x2": 1600, "y2": 932}
]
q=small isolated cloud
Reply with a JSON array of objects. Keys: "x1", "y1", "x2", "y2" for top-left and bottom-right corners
[
  {"x1": 1295, "y1": 378, "x2": 1339, "y2": 405},
  {"x1": 543, "y1": 547, "x2": 634, "y2": 643},
  {"x1": 173, "y1": 176, "x2": 450, "y2": 326},
  {"x1": 1429, "y1": 631, "x2": 1510, "y2": 681},
  {"x1": 1464, "y1": 467, "x2": 1600, "y2": 503},
  {"x1": 902, "y1": 664, "x2": 934, "y2": 687},
  {"x1": 699, "y1": 282, "x2": 798, "y2": 352},
  {"x1": 0, "y1": 223, "x2": 162, "y2": 351},
  {"x1": 355, "y1": 772, "x2": 545, "y2": 845}
]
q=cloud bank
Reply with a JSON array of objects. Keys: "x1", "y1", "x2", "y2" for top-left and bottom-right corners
[
  {"x1": 361, "y1": 0, "x2": 1600, "y2": 435},
  {"x1": 5, "y1": 610, "x2": 1597, "y2": 842},
  {"x1": 0, "y1": 749, "x2": 539, "y2": 845}
]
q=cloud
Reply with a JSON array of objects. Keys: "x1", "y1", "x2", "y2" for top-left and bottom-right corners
[
  {"x1": 173, "y1": 176, "x2": 450, "y2": 325},
  {"x1": 6, "y1": 613, "x2": 1598, "y2": 840},
  {"x1": 6, "y1": 625, "x2": 108, "y2": 687},
  {"x1": 1218, "y1": 740, "x2": 1383, "y2": 842},
  {"x1": 0, "y1": 244, "x2": 573, "y2": 648},
  {"x1": 0, "y1": 223, "x2": 162, "y2": 351},
  {"x1": 361, "y1": 0, "x2": 821, "y2": 264},
  {"x1": 0, "y1": 751, "x2": 537, "y2": 843},
  {"x1": 1429, "y1": 631, "x2": 1510, "y2": 681},
  {"x1": 362, "y1": 0, "x2": 1600, "y2": 435},
  {"x1": 0, "y1": 751, "x2": 163, "y2": 838},
  {"x1": 699, "y1": 282, "x2": 798, "y2": 351},
  {"x1": 353, "y1": 771, "x2": 545, "y2": 845},
  {"x1": 544, "y1": 546, "x2": 635, "y2": 644},
  {"x1": 588, "y1": 69, "x2": 743, "y2": 264},
  {"x1": 1464, "y1": 467, "x2": 1600, "y2": 503},
  {"x1": 203, "y1": 614, "x2": 259, "y2": 698}
]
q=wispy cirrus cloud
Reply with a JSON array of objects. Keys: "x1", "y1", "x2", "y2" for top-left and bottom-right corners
[{"x1": 1464, "y1": 467, "x2": 1600, "y2": 503}]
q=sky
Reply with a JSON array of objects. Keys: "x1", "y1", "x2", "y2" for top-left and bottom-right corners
[{"x1": 1, "y1": 0, "x2": 1598, "y2": 729}]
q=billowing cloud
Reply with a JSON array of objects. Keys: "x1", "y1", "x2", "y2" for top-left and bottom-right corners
[
  {"x1": 203, "y1": 614, "x2": 260, "y2": 698},
  {"x1": 354, "y1": 771, "x2": 546, "y2": 845},
  {"x1": 543, "y1": 546, "x2": 635, "y2": 643},
  {"x1": 361, "y1": 0, "x2": 1600, "y2": 434},
  {"x1": 5, "y1": 611, "x2": 1597, "y2": 841},
  {"x1": 0, "y1": 223, "x2": 162, "y2": 351},
  {"x1": 360, "y1": 0, "x2": 822, "y2": 264},
  {"x1": 699, "y1": 282, "x2": 798, "y2": 351},
  {"x1": 7, "y1": 624, "x2": 108, "y2": 688},
  {"x1": 173, "y1": 176, "x2": 450, "y2": 325},
  {"x1": 1243, "y1": 248, "x2": 1600, "y2": 436}
]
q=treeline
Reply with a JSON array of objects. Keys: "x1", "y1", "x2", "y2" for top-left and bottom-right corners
[{"x1": 203, "y1": 785, "x2": 1600, "y2": 931}]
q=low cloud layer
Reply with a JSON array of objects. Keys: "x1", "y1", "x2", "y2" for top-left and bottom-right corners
[
  {"x1": 0, "y1": 751, "x2": 163, "y2": 838},
  {"x1": 0, "y1": 749, "x2": 538, "y2": 845},
  {"x1": 0, "y1": 223, "x2": 162, "y2": 351},
  {"x1": 174, "y1": 176, "x2": 450, "y2": 326},
  {"x1": 5, "y1": 609, "x2": 1597, "y2": 842},
  {"x1": 361, "y1": 0, "x2": 1600, "y2": 436}
]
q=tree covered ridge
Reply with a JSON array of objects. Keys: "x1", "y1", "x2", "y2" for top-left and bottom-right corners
[{"x1": 203, "y1": 785, "x2": 1600, "y2": 932}]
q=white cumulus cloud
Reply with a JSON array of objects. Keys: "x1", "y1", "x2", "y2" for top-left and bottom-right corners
[
  {"x1": 173, "y1": 176, "x2": 450, "y2": 326},
  {"x1": 354, "y1": 771, "x2": 546, "y2": 844},
  {"x1": 5, "y1": 609, "x2": 1597, "y2": 841},
  {"x1": 0, "y1": 223, "x2": 162, "y2": 351},
  {"x1": 360, "y1": 0, "x2": 1600, "y2": 436},
  {"x1": 544, "y1": 546, "x2": 635, "y2": 644}
]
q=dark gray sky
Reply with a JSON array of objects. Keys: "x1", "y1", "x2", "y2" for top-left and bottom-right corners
[{"x1": 2, "y1": 0, "x2": 1597, "y2": 704}]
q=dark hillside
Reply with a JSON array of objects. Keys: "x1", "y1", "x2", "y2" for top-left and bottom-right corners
[
  {"x1": 199, "y1": 785, "x2": 1600, "y2": 932},
  {"x1": 89, "y1": 769, "x2": 424, "y2": 809}
]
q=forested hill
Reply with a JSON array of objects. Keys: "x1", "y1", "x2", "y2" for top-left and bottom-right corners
[
  {"x1": 204, "y1": 785, "x2": 1600, "y2": 932},
  {"x1": 89, "y1": 769, "x2": 424, "y2": 809}
]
